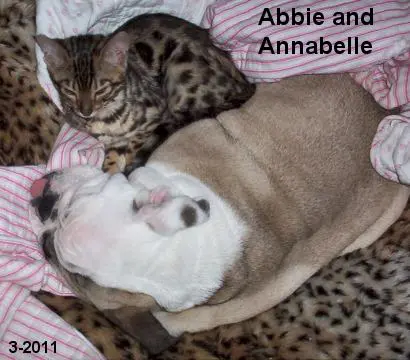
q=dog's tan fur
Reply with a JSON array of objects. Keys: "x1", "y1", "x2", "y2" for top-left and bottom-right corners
[
  {"x1": 43, "y1": 74, "x2": 409, "y2": 353},
  {"x1": 149, "y1": 74, "x2": 409, "y2": 335}
]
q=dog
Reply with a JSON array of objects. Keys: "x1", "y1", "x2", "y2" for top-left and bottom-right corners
[{"x1": 30, "y1": 74, "x2": 409, "y2": 354}]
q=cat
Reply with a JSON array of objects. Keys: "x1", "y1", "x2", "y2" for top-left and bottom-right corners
[{"x1": 36, "y1": 13, "x2": 256, "y2": 174}]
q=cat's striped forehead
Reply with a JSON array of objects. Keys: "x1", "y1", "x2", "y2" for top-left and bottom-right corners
[
  {"x1": 58, "y1": 34, "x2": 105, "y2": 87},
  {"x1": 64, "y1": 34, "x2": 105, "y2": 54}
]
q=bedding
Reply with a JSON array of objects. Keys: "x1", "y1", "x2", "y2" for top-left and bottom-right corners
[
  {"x1": 202, "y1": 0, "x2": 410, "y2": 184},
  {"x1": 0, "y1": 0, "x2": 407, "y2": 358}
]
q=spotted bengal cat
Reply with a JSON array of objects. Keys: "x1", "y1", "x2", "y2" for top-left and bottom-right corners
[{"x1": 35, "y1": 13, "x2": 256, "y2": 174}]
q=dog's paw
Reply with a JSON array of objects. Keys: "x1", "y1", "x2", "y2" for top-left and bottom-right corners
[
  {"x1": 149, "y1": 186, "x2": 171, "y2": 205},
  {"x1": 132, "y1": 186, "x2": 171, "y2": 210}
]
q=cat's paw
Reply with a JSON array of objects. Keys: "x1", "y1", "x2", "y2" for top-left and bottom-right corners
[{"x1": 103, "y1": 150, "x2": 126, "y2": 174}]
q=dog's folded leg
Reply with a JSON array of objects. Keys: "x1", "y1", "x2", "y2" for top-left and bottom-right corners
[
  {"x1": 340, "y1": 187, "x2": 408, "y2": 254},
  {"x1": 103, "y1": 307, "x2": 179, "y2": 354},
  {"x1": 153, "y1": 183, "x2": 410, "y2": 337},
  {"x1": 65, "y1": 275, "x2": 178, "y2": 354}
]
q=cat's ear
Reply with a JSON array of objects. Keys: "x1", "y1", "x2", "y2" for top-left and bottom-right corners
[
  {"x1": 35, "y1": 35, "x2": 69, "y2": 70},
  {"x1": 100, "y1": 31, "x2": 130, "y2": 69}
]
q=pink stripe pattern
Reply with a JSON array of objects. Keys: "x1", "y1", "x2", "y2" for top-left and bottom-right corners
[
  {"x1": 202, "y1": 0, "x2": 410, "y2": 183},
  {"x1": 0, "y1": 124, "x2": 105, "y2": 359}
]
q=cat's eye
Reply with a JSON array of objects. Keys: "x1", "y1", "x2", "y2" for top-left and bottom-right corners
[
  {"x1": 94, "y1": 87, "x2": 109, "y2": 97},
  {"x1": 61, "y1": 87, "x2": 76, "y2": 98}
]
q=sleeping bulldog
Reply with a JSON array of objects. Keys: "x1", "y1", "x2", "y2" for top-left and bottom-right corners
[{"x1": 30, "y1": 74, "x2": 409, "y2": 354}]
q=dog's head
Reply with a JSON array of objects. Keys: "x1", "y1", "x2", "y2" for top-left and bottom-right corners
[
  {"x1": 31, "y1": 165, "x2": 210, "y2": 277},
  {"x1": 30, "y1": 165, "x2": 211, "y2": 353}
]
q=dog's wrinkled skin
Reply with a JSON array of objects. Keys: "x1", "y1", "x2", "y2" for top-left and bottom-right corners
[{"x1": 31, "y1": 74, "x2": 409, "y2": 354}]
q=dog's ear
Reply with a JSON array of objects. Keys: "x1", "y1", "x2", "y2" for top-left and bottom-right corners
[
  {"x1": 135, "y1": 196, "x2": 211, "y2": 236},
  {"x1": 103, "y1": 307, "x2": 179, "y2": 354}
]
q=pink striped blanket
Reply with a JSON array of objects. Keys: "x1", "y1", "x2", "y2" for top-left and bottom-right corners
[
  {"x1": 0, "y1": 125, "x2": 105, "y2": 359},
  {"x1": 1, "y1": 0, "x2": 409, "y2": 359},
  {"x1": 202, "y1": 0, "x2": 410, "y2": 183}
]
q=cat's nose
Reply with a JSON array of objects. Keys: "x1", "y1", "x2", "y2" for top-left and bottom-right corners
[{"x1": 79, "y1": 101, "x2": 93, "y2": 117}]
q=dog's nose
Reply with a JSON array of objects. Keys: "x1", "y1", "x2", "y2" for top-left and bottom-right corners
[
  {"x1": 30, "y1": 171, "x2": 58, "y2": 199},
  {"x1": 196, "y1": 199, "x2": 210, "y2": 216},
  {"x1": 31, "y1": 178, "x2": 49, "y2": 199}
]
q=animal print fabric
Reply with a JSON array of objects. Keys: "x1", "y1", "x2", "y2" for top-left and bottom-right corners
[{"x1": 0, "y1": 0, "x2": 61, "y2": 166}]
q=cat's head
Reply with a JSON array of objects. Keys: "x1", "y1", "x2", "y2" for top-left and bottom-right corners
[{"x1": 35, "y1": 32, "x2": 130, "y2": 129}]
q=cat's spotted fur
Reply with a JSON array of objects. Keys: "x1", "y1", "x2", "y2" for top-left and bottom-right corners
[{"x1": 36, "y1": 14, "x2": 256, "y2": 174}]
